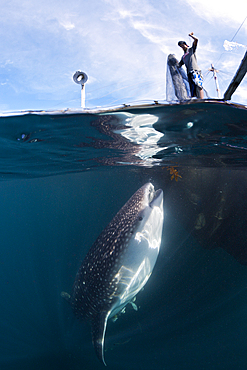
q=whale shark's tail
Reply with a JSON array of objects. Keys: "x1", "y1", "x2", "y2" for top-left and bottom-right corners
[
  {"x1": 61, "y1": 290, "x2": 109, "y2": 365},
  {"x1": 91, "y1": 311, "x2": 110, "y2": 366}
]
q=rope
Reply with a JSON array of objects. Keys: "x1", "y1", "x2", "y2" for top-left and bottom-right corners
[
  {"x1": 230, "y1": 15, "x2": 247, "y2": 42},
  {"x1": 204, "y1": 15, "x2": 247, "y2": 86}
]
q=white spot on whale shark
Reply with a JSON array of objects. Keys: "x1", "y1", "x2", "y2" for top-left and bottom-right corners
[{"x1": 61, "y1": 182, "x2": 164, "y2": 365}]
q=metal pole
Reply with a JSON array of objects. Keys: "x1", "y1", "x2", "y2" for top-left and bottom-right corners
[
  {"x1": 223, "y1": 50, "x2": 247, "y2": 101},
  {"x1": 209, "y1": 64, "x2": 221, "y2": 98},
  {"x1": 81, "y1": 85, "x2": 85, "y2": 108}
]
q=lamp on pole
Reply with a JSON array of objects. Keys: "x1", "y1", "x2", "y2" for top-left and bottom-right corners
[{"x1": 73, "y1": 71, "x2": 88, "y2": 108}]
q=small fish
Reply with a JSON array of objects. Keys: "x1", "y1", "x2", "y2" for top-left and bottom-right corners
[{"x1": 62, "y1": 182, "x2": 164, "y2": 365}]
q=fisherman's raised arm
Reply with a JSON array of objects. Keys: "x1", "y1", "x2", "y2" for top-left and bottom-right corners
[{"x1": 189, "y1": 32, "x2": 198, "y2": 49}]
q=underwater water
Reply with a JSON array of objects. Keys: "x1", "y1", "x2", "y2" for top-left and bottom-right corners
[{"x1": 1, "y1": 99, "x2": 247, "y2": 370}]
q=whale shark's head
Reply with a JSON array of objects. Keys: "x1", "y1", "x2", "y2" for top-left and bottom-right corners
[
  {"x1": 132, "y1": 182, "x2": 164, "y2": 252},
  {"x1": 132, "y1": 182, "x2": 163, "y2": 219},
  {"x1": 62, "y1": 182, "x2": 164, "y2": 365}
]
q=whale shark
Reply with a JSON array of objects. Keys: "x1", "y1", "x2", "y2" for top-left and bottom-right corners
[{"x1": 62, "y1": 182, "x2": 164, "y2": 365}]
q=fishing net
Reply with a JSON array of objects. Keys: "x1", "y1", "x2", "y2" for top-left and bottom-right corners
[{"x1": 166, "y1": 54, "x2": 190, "y2": 101}]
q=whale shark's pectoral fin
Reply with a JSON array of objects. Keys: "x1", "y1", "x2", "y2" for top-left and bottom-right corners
[
  {"x1": 91, "y1": 310, "x2": 110, "y2": 366},
  {"x1": 61, "y1": 291, "x2": 71, "y2": 303}
]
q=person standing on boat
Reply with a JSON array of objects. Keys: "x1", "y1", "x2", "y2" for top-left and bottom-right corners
[{"x1": 178, "y1": 33, "x2": 204, "y2": 99}]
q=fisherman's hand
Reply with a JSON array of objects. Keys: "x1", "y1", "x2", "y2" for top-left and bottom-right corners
[{"x1": 189, "y1": 32, "x2": 198, "y2": 44}]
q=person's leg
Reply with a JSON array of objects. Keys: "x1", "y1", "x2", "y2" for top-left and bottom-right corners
[
  {"x1": 188, "y1": 74, "x2": 195, "y2": 97},
  {"x1": 196, "y1": 86, "x2": 204, "y2": 98}
]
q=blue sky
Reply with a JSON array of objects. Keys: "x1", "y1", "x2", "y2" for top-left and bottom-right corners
[{"x1": 0, "y1": 0, "x2": 246, "y2": 111}]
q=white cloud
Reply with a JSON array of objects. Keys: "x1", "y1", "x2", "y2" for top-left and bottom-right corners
[
  {"x1": 1, "y1": 60, "x2": 13, "y2": 68},
  {"x1": 224, "y1": 40, "x2": 247, "y2": 51},
  {"x1": 59, "y1": 21, "x2": 75, "y2": 31},
  {"x1": 185, "y1": 0, "x2": 247, "y2": 27},
  {"x1": 103, "y1": 0, "x2": 173, "y2": 55}
]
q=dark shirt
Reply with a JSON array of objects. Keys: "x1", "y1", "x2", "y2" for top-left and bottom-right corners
[{"x1": 178, "y1": 43, "x2": 200, "y2": 74}]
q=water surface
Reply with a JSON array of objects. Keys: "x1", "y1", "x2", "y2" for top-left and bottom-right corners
[{"x1": 1, "y1": 100, "x2": 247, "y2": 370}]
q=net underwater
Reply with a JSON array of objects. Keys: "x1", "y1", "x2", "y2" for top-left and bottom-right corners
[{"x1": 1, "y1": 99, "x2": 247, "y2": 370}]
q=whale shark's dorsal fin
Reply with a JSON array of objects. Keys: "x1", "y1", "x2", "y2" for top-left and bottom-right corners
[{"x1": 91, "y1": 311, "x2": 110, "y2": 366}]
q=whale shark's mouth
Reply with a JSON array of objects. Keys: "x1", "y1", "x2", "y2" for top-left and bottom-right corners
[{"x1": 148, "y1": 183, "x2": 162, "y2": 207}]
